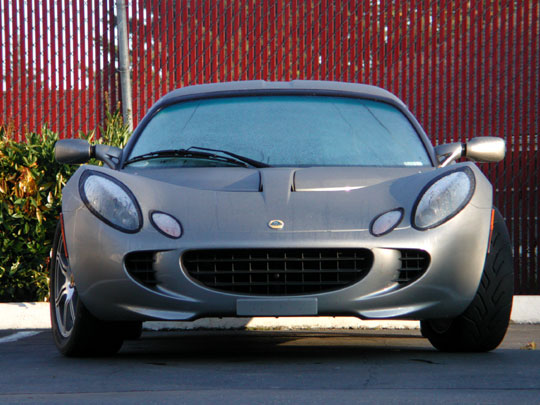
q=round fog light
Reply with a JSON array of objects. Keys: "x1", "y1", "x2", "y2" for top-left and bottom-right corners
[
  {"x1": 371, "y1": 208, "x2": 404, "y2": 236},
  {"x1": 150, "y1": 211, "x2": 183, "y2": 238}
]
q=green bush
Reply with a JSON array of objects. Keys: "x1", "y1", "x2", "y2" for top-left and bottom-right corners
[{"x1": 0, "y1": 110, "x2": 129, "y2": 302}]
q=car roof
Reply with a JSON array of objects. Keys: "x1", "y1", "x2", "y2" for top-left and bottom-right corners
[{"x1": 154, "y1": 80, "x2": 408, "y2": 110}]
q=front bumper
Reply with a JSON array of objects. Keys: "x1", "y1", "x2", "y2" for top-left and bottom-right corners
[{"x1": 63, "y1": 202, "x2": 491, "y2": 322}]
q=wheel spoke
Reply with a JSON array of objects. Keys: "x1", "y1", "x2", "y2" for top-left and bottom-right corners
[
  {"x1": 55, "y1": 285, "x2": 67, "y2": 306},
  {"x1": 61, "y1": 299, "x2": 69, "y2": 331},
  {"x1": 53, "y1": 229, "x2": 77, "y2": 338},
  {"x1": 67, "y1": 295, "x2": 75, "y2": 331},
  {"x1": 56, "y1": 250, "x2": 69, "y2": 279}
]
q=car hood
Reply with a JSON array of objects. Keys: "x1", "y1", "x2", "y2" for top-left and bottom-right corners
[
  {"x1": 64, "y1": 164, "x2": 490, "y2": 236},
  {"x1": 116, "y1": 166, "x2": 439, "y2": 233},
  {"x1": 123, "y1": 166, "x2": 434, "y2": 192}
]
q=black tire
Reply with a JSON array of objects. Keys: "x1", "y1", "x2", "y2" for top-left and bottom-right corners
[
  {"x1": 120, "y1": 321, "x2": 143, "y2": 340},
  {"x1": 421, "y1": 208, "x2": 514, "y2": 352},
  {"x1": 50, "y1": 221, "x2": 124, "y2": 357}
]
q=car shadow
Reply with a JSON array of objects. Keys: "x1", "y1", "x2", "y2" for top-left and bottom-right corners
[{"x1": 113, "y1": 329, "x2": 496, "y2": 364}]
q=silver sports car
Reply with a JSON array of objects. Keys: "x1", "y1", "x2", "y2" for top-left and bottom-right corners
[{"x1": 52, "y1": 81, "x2": 513, "y2": 356}]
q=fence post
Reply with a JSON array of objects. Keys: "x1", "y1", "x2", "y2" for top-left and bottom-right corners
[{"x1": 116, "y1": 0, "x2": 133, "y2": 132}]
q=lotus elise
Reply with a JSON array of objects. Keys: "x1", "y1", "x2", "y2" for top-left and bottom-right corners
[{"x1": 51, "y1": 81, "x2": 513, "y2": 356}]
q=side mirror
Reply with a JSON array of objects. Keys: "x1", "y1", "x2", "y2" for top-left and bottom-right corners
[
  {"x1": 55, "y1": 139, "x2": 122, "y2": 169},
  {"x1": 464, "y1": 137, "x2": 506, "y2": 163},
  {"x1": 435, "y1": 137, "x2": 506, "y2": 167},
  {"x1": 94, "y1": 144, "x2": 123, "y2": 169},
  {"x1": 55, "y1": 139, "x2": 92, "y2": 164}
]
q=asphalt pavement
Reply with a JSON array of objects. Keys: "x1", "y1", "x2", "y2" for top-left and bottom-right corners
[{"x1": 0, "y1": 324, "x2": 539, "y2": 404}]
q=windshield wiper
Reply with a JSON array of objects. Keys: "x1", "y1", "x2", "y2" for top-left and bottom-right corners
[
  {"x1": 124, "y1": 148, "x2": 269, "y2": 168},
  {"x1": 186, "y1": 146, "x2": 270, "y2": 168},
  {"x1": 124, "y1": 149, "x2": 248, "y2": 167}
]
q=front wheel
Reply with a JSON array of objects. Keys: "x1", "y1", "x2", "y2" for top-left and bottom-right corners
[
  {"x1": 421, "y1": 208, "x2": 514, "y2": 352},
  {"x1": 50, "y1": 221, "x2": 124, "y2": 356}
]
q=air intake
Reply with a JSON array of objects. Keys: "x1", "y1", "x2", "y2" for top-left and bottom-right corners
[
  {"x1": 182, "y1": 248, "x2": 373, "y2": 295},
  {"x1": 396, "y1": 249, "x2": 430, "y2": 284},
  {"x1": 124, "y1": 251, "x2": 158, "y2": 287}
]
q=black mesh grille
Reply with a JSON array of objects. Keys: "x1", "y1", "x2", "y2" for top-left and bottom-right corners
[
  {"x1": 397, "y1": 249, "x2": 430, "y2": 284},
  {"x1": 125, "y1": 251, "x2": 158, "y2": 287},
  {"x1": 182, "y1": 248, "x2": 373, "y2": 295}
]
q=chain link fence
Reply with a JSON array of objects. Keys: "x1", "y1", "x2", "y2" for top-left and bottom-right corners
[{"x1": 1, "y1": 0, "x2": 538, "y2": 293}]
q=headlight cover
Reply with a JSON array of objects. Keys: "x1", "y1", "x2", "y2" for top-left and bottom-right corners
[
  {"x1": 370, "y1": 208, "x2": 404, "y2": 236},
  {"x1": 413, "y1": 167, "x2": 475, "y2": 230},
  {"x1": 79, "y1": 170, "x2": 142, "y2": 233}
]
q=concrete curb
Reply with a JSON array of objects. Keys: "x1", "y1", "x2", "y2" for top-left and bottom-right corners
[{"x1": 1, "y1": 296, "x2": 538, "y2": 330}]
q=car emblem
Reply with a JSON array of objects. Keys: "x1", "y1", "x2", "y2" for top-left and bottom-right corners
[{"x1": 268, "y1": 219, "x2": 284, "y2": 229}]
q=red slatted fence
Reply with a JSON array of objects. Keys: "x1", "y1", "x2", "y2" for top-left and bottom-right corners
[{"x1": 0, "y1": 1, "x2": 538, "y2": 293}]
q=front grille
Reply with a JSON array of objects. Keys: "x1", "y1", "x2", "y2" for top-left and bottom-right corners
[
  {"x1": 396, "y1": 249, "x2": 430, "y2": 284},
  {"x1": 182, "y1": 248, "x2": 374, "y2": 295},
  {"x1": 125, "y1": 251, "x2": 158, "y2": 287}
]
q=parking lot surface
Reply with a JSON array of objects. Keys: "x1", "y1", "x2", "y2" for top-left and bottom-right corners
[{"x1": 0, "y1": 325, "x2": 539, "y2": 404}]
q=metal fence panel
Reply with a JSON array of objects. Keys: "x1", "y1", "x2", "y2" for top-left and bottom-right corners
[
  {"x1": 0, "y1": 0, "x2": 538, "y2": 293},
  {"x1": 0, "y1": 0, "x2": 119, "y2": 138}
]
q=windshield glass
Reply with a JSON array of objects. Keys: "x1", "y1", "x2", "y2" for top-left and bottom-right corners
[{"x1": 128, "y1": 96, "x2": 431, "y2": 167}]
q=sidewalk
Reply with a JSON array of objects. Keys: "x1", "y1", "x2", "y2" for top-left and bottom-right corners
[{"x1": 2, "y1": 296, "x2": 538, "y2": 330}]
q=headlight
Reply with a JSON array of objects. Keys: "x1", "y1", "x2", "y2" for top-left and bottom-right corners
[
  {"x1": 371, "y1": 208, "x2": 404, "y2": 236},
  {"x1": 79, "y1": 171, "x2": 142, "y2": 233},
  {"x1": 413, "y1": 167, "x2": 475, "y2": 230}
]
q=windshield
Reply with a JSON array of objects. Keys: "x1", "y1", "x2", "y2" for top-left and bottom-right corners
[{"x1": 127, "y1": 96, "x2": 431, "y2": 167}]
